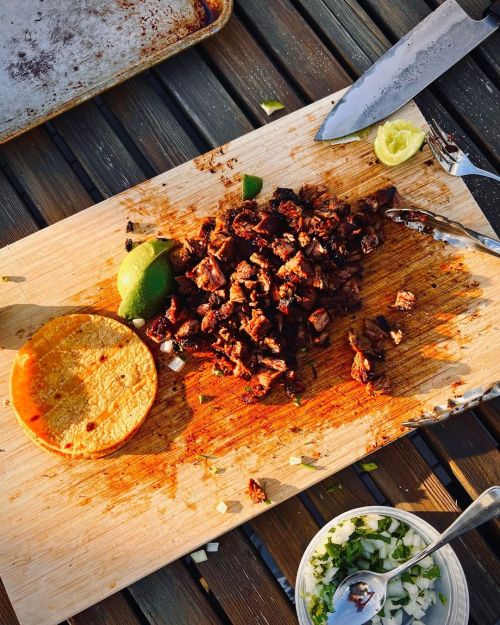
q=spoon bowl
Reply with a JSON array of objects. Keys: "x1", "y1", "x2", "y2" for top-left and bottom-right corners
[{"x1": 327, "y1": 571, "x2": 386, "y2": 625}]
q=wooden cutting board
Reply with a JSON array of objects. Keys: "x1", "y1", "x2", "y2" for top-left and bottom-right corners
[{"x1": 0, "y1": 90, "x2": 499, "y2": 625}]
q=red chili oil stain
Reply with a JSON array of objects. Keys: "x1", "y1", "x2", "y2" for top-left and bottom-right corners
[{"x1": 59, "y1": 206, "x2": 483, "y2": 507}]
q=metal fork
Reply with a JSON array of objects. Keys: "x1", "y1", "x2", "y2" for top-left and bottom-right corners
[{"x1": 427, "y1": 119, "x2": 500, "y2": 182}]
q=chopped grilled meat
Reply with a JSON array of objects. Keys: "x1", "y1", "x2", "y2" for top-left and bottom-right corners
[
  {"x1": 391, "y1": 289, "x2": 415, "y2": 312},
  {"x1": 187, "y1": 256, "x2": 226, "y2": 292},
  {"x1": 390, "y1": 324, "x2": 403, "y2": 345},
  {"x1": 148, "y1": 183, "x2": 400, "y2": 401},
  {"x1": 277, "y1": 251, "x2": 312, "y2": 283},
  {"x1": 308, "y1": 307, "x2": 330, "y2": 333},
  {"x1": 241, "y1": 308, "x2": 272, "y2": 342},
  {"x1": 247, "y1": 478, "x2": 267, "y2": 503},
  {"x1": 351, "y1": 351, "x2": 376, "y2": 383}
]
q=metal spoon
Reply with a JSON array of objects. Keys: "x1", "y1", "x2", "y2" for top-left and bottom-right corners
[{"x1": 327, "y1": 486, "x2": 500, "y2": 625}]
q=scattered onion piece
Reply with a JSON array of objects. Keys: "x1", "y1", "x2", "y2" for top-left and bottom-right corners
[
  {"x1": 216, "y1": 500, "x2": 228, "y2": 514},
  {"x1": 260, "y1": 99, "x2": 285, "y2": 116},
  {"x1": 168, "y1": 356, "x2": 186, "y2": 372},
  {"x1": 359, "y1": 461, "x2": 378, "y2": 472},
  {"x1": 160, "y1": 339, "x2": 174, "y2": 353},
  {"x1": 190, "y1": 549, "x2": 208, "y2": 563},
  {"x1": 132, "y1": 318, "x2": 145, "y2": 329},
  {"x1": 289, "y1": 456, "x2": 302, "y2": 466},
  {"x1": 206, "y1": 542, "x2": 219, "y2": 552}
]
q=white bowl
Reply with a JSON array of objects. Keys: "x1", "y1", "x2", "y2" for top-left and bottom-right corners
[{"x1": 295, "y1": 505, "x2": 469, "y2": 625}]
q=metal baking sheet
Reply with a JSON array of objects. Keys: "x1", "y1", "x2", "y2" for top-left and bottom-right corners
[{"x1": 0, "y1": 0, "x2": 232, "y2": 143}]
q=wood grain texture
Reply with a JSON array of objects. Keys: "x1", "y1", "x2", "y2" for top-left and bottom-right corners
[
  {"x1": 0, "y1": 171, "x2": 38, "y2": 247},
  {"x1": 0, "y1": 579, "x2": 19, "y2": 625},
  {"x1": 194, "y1": 529, "x2": 297, "y2": 625},
  {"x1": 249, "y1": 496, "x2": 319, "y2": 587},
  {"x1": 202, "y1": 14, "x2": 304, "y2": 124},
  {"x1": 155, "y1": 48, "x2": 254, "y2": 147},
  {"x1": 236, "y1": 0, "x2": 351, "y2": 99},
  {"x1": 476, "y1": 398, "x2": 500, "y2": 439},
  {"x1": 68, "y1": 592, "x2": 142, "y2": 625},
  {"x1": 369, "y1": 437, "x2": 500, "y2": 625},
  {"x1": 129, "y1": 560, "x2": 223, "y2": 625},
  {"x1": 0, "y1": 94, "x2": 499, "y2": 625},
  {"x1": 53, "y1": 101, "x2": 146, "y2": 198},
  {"x1": 424, "y1": 412, "x2": 500, "y2": 500},
  {"x1": 0, "y1": 127, "x2": 93, "y2": 223},
  {"x1": 102, "y1": 75, "x2": 200, "y2": 173}
]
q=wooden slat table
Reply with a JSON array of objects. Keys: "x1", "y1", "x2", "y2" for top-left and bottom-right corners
[{"x1": 1, "y1": 1, "x2": 499, "y2": 624}]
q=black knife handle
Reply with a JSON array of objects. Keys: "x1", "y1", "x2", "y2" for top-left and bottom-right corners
[{"x1": 486, "y1": 0, "x2": 500, "y2": 21}]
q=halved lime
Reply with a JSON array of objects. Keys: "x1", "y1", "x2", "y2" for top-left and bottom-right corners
[
  {"x1": 373, "y1": 119, "x2": 426, "y2": 167},
  {"x1": 242, "y1": 174, "x2": 263, "y2": 200},
  {"x1": 117, "y1": 238, "x2": 175, "y2": 320},
  {"x1": 260, "y1": 99, "x2": 285, "y2": 116}
]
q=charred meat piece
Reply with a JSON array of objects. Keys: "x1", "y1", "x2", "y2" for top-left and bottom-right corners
[
  {"x1": 391, "y1": 289, "x2": 415, "y2": 312},
  {"x1": 308, "y1": 307, "x2": 330, "y2": 333},
  {"x1": 247, "y1": 479, "x2": 268, "y2": 503},
  {"x1": 151, "y1": 183, "x2": 401, "y2": 402},
  {"x1": 390, "y1": 324, "x2": 403, "y2": 345},
  {"x1": 187, "y1": 256, "x2": 226, "y2": 292}
]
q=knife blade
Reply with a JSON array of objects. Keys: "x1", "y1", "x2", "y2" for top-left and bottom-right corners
[
  {"x1": 385, "y1": 207, "x2": 500, "y2": 256},
  {"x1": 316, "y1": 0, "x2": 499, "y2": 141}
]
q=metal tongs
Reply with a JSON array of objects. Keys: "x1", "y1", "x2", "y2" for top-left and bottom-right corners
[{"x1": 385, "y1": 207, "x2": 500, "y2": 257}]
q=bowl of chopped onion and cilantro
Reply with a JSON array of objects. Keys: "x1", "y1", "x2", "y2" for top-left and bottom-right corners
[{"x1": 295, "y1": 507, "x2": 469, "y2": 625}]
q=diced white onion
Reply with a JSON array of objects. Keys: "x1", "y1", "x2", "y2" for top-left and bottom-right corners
[
  {"x1": 190, "y1": 549, "x2": 207, "y2": 563},
  {"x1": 388, "y1": 518, "x2": 400, "y2": 534},
  {"x1": 387, "y1": 579, "x2": 404, "y2": 597},
  {"x1": 216, "y1": 500, "x2": 228, "y2": 514},
  {"x1": 206, "y1": 542, "x2": 219, "y2": 552},
  {"x1": 160, "y1": 339, "x2": 174, "y2": 353},
  {"x1": 419, "y1": 555, "x2": 434, "y2": 570},
  {"x1": 168, "y1": 356, "x2": 186, "y2": 372},
  {"x1": 132, "y1": 318, "x2": 145, "y2": 329},
  {"x1": 289, "y1": 456, "x2": 302, "y2": 465}
]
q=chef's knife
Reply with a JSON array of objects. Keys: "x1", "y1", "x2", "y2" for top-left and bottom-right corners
[{"x1": 316, "y1": 0, "x2": 500, "y2": 141}]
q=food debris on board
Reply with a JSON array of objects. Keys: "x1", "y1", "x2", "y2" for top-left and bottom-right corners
[
  {"x1": 247, "y1": 478, "x2": 268, "y2": 503},
  {"x1": 391, "y1": 289, "x2": 416, "y2": 312},
  {"x1": 216, "y1": 500, "x2": 228, "y2": 514},
  {"x1": 146, "y1": 183, "x2": 402, "y2": 404}
]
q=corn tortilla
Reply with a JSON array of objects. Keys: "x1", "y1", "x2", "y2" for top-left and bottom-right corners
[{"x1": 10, "y1": 314, "x2": 157, "y2": 459}]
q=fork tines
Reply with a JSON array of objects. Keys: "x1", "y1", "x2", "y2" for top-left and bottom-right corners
[{"x1": 428, "y1": 119, "x2": 460, "y2": 162}]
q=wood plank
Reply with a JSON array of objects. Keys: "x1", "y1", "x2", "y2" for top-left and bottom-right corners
[
  {"x1": 476, "y1": 399, "x2": 500, "y2": 439},
  {"x1": 102, "y1": 75, "x2": 200, "y2": 174},
  {"x1": 368, "y1": 437, "x2": 500, "y2": 625},
  {"x1": 0, "y1": 127, "x2": 93, "y2": 223},
  {"x1": 1, "y1": 94, "x2": 499, "y2": 625},
  {"x1": 155, "y1": 48, "x2": 254, "y2": 147},
  {"x1": 295, "y1": 0, "x2": 388, "y2": 73},
  {"x1": 0, "y1": 171, "x2": 38, "y2": 247},
  {"x1": 69, "y1": 592, "x2": 142, "y2": 625},
  {"x1": 52, "y1": 102, "x2": 146, "y2": 198},
  {"x1": 0, "y1": 579, "x2": 19, "y2": 625},
  {"x1": 194, "y1": 529, "x2": 297, "y2": 625},
  {"x1": 306, "y1": 466, "x2": 378, "y2": 518},
  {"x1": 424, "y1": 412, "x2": 500, "y2": 502},
  {"x1": 235, "y1": 0, "x2": 351, "y2": 99},
  {"x1": 201, "y1": 14, "x2": 305, "y2": 124},
  {"x1": 129, "y1": 560, "x2": 223, "y2": 625},
  {"x1": 249, "y1": 496, "x2": 319, "y2": 588}
]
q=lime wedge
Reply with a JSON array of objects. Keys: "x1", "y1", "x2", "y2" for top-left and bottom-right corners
[
  {"x1": 374, "y1": 119, "x2": 426, "y2": 166},
  {"x1": 260, "y1": 99, "x2": 285, "y2": 116},
  {"x1": 117, "y1": 239, "x2": 175, "y2": 320},
  {"x1": 242, "y1": 174, "x2": 263, "y2": 200}
]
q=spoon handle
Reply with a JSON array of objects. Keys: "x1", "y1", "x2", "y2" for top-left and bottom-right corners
[{"x1": 387, "y1": 486, "x2": 500, "y2": 580}]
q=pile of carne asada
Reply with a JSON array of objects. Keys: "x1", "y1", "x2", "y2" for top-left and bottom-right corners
[{"x1": 146, "y1": 184, "x2": 402, "y2": 402}]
